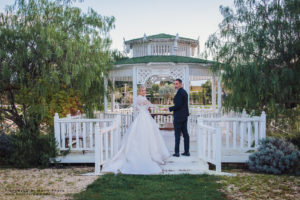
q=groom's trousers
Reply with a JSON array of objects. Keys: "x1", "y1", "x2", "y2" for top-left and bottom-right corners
[{"x1": 173, "y1": 119, "x2": 189, "y2": 154}]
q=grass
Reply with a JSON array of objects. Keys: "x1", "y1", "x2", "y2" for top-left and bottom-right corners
[
  {"x1": 73, "y1": 174, "x2": 225, "y2": 200},
  {"x1": 221, "y1": 169, "x2": 299, "y2": 200}
]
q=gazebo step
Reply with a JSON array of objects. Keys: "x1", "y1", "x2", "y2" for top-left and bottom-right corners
[{"x1": 162, "y1": 156, "x2": 209, "y2": 172}]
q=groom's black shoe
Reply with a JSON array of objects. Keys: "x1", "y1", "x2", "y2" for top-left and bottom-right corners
[
  {"x1": 173, "y1": 153, "x2": 180, "y2": 157},
  {"x1": 181, "y1": 152, "x2": 190, "y2": 156}
]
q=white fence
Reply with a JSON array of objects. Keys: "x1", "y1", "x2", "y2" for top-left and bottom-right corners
[
  {"x1": 94, "y1": 112, "x2": 133, "y2": 135},
  {"x1": 197, "y1": 122, "x2": 222, "y2": 172},
  {"x1": 95, "y1": 115, "x2": 122, "y2": 175},
  {"x1": 196, "y1": 111, "x2": 266, "y2": 172},
  {"x1": 54, "y1": 113, "x2": 130, "y2": 151},
  {"x1": 200, "y1": 111, "x2": 266, "y2": 150}
]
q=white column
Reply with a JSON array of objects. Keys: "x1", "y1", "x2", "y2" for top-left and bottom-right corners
[
  {"x1": 147, "y1": 44, "x2": 151, "y2": 56},
  {"x1": 212, "y1": 76, "x2": 216, "y2": 110},
  {"x1": 132, "y1": 67, "x2": 138, "y2": 118},
  {"x1": 217, "y1": 76, "x2": 222, "y2": 113},
  {"x1": 104, "y1": 77, "x2": 108, "y2": 113},
  {"x1": 184, "y1": 66, "x2": 190, "y2": 106},
  {"x1": 111, "y1": 78, "x2": 115, "y2": 112}
]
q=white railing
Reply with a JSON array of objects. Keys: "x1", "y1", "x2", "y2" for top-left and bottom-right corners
[
  {"x1": 196, "y1": 111, "x2": 266, "y2": 172},
  {"x1": 190, "y1": 107, "x2": 217, "y2": 115},
  {"x1": 153, "y1": 114, "x2": 173, "y2": 125},
  {"x1": 150, "y1": 107, "x2": 171, "y2": 114},
  {"x1": 109, "y1": 108, "x2": 133, "y2": 114},
  {"x1": 54, "y1": 113, "x2": 115, "y2": 151},
  {"x1": 54, "y1": 112, "x2": 134, "y2": 151},
  {"x1": 95, "y1": 115, "x2": 121, "y2": 175},
  {"x1": 94, "y1": 112, "x2": 134, "y2": 135},
  {"x1": 197, "y1": 122, "x2": 222, "y2": 172},
  {"x1": 199, "y1": 111, "x2": 266, "y2": 150}
]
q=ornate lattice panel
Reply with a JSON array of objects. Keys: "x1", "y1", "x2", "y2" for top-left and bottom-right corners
[
  {"x1": 169, "y1": 67, "x2": 185, "y2": 82},
  {"x1": 137, "y1": 67, "x2": 186, "y2": 84},
  {"x1": 137, "y1": 68, "x2": 152, "y2": 84}
]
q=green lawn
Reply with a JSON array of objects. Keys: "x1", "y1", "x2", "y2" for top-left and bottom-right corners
[{"x1": 73, "y1": 174, "x2": 225, "y2": 200}]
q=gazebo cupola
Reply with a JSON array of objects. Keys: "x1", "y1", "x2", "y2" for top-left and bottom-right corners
[{"x1": 124, "y1": 33, "x2": 199, "y2": 57}]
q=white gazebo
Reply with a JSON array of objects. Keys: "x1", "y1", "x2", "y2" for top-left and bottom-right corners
[
  {"x1": 106, "y1": 33, "x2": 222, "y2": 117},
  {"x1": 53, "y1": 33, "x2": 266, "y2": 176}
]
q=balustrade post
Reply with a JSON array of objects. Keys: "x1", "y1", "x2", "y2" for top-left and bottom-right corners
[
  {"x1": 54, "y1": 113, "x2": 61, "y2": 149},
  {"x1": 95, "y1": 123, "x2": 101, "y2": 175},
  {"x1": 197, "y1": 118, "x2": 204, "y2": 159},
  {"x1": 216, "y1": 126, "x2": 222, "y2": 173}
]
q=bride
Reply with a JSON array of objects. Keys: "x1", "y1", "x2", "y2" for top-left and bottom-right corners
[{"x1": 102, "y1": 85, "x2": 171, "y2": 174}]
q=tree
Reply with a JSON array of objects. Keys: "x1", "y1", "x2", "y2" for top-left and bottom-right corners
[
  {"x1": 205, "y1": 0, "x2": 300, "y2": 130},
  {"x1": 201, "y1": 80, "x2": 212, "y2": 104},
  {"x1": 159, "y1": 84, "x2": 176, "y2": 104},
  {"x1": 0, "y1": 0, "x2": 115, "y2": 167}
]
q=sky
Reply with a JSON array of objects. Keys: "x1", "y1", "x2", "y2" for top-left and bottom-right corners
[
  {"x1": 0, "y1": 0, "x2": 235, "y2": 85},
  {"x1": 0, "y1": 0, "x2": 235, "y2": 53}
]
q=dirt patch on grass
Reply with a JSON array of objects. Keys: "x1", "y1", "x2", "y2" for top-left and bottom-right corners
[
  {"x1": 220, "y1": 169, "x2": 300, "y2": 200},
  {"x1": 0, "y1": 166, "x2": 97, "y2": 200}
]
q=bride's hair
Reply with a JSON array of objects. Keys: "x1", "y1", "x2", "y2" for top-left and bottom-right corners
[{"x1": 138, "y1": 85, "x2": 146, "y2": 94}]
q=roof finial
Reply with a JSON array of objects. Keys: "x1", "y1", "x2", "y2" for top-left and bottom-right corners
[
  {"x1": 143, "y1": 33, "x2": 147, "y2": 41},
  {"x1": 175, "y1": 33, "x2": 179, "y2": 40}
]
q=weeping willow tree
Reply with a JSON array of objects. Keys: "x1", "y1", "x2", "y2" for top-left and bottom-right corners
[
  {"x1": 0, "y1": 0, "x2": 115, "y2": 167},
  {"x1": 205, "y1": 0, "x2": 300, "y2": 132}
]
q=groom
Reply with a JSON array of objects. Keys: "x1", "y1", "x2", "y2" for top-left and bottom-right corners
[{"x1": 163, "y1": 79, "x2": 190, "y2": 157}]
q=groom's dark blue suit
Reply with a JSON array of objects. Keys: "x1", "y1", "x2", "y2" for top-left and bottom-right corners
[{"x1": 168, "y1": 87, "x2": 190, "y2": 155}]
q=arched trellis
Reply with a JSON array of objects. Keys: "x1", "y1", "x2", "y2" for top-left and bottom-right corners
[{"x1": 105, "y1": 62, "x2": 222, "y2": 117}]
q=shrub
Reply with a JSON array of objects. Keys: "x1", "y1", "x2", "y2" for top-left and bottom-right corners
[
  {"x1": 0, "y1": 131, "x2": 13, "y2": 165},
  {"x1": 248, "y1": 137, "x2": 300, "y2": 175},
  {"x1": 10, "y1": 130, "x2": 58, "y2": 168},
  {"x1": 0, "y1": 129, "x2": 58, "y2": 168},
  {"x1": 287, "y1": 132, "x2": 300, "y2": 149}
]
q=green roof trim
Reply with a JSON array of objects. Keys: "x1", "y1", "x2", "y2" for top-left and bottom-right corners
[
  {"x1": 114, "y1": 56, "x2": 214, "y2": 65},
  {"x1": 125, "y1": 33, "x2": 197, "y2": 43}
]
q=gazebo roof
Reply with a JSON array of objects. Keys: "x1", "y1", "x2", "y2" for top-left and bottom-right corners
[
  {"x1": 125, "y1": 33, "x2": 198, "y2": 47},
  {"x1": 115, "y1": 55, "x2": 214, "y2": 65}
]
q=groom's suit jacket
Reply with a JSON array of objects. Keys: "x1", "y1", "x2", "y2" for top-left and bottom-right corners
[{"x1": 168, "y1": 87, "x2": 189, "y2": 122}]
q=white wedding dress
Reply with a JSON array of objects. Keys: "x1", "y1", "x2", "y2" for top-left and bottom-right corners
[{"x1": 102, "y1": 95, "x2": 170, "y2": 174}]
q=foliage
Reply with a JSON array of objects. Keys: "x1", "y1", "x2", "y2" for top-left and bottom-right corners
[
  {"x1": 158, "y1": 84, "x2": 175, "y2": 104},
  {"x1": 205, "y1": 0, "x2": 300, "y2": 130},
  {"x1": 248, "y1": 137, "x2": 300, "y2": 174},
  {"x1": 46, "y1": 87, "x2": 83, "y2": 126},
  {"x1": 287, "y1": 132, "x2": 300, "y2": 149},
  {"x1": 151, "y1": 84, "x2": 160, "y2": 93},
  {"x1": 73, "y1": 174, "x2": 225, "y2": 200},
  {"x1": 0, "y1": 0, "x2": 115, "y2": 167},
  {"x1": 0, "y1": 131, "x2": 13, "y2": 165},
  {"x1": 201, "y1": 80, "x2": 212, "y2": 104},
  {"x1": 0, "y1": 130, "x2": 57, "y2": 168}
]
